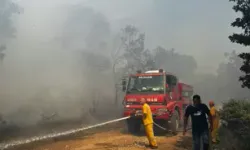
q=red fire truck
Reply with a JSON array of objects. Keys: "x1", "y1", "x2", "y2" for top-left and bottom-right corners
[{"x1": 122, "y1": 69, "x2": 193, "y2": 134}]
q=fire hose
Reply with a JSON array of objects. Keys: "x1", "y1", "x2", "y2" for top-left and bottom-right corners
[
  {"x1": 0, "y1": 115, "x2": 191, "y2": 150},
  {"x1": 153, "y1": 121, "x2": 192, "y2": 132},
  {"x1": 132, "y1": 112, "x2": 192, "y2": 132}
]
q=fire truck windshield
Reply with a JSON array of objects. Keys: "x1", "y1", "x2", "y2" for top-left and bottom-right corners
[{"x1": 126, "y1": 75, "x2": 164, "y2": 94}]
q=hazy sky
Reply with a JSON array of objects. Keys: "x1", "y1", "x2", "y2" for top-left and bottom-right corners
[
  {"x1": 15, "y1": 0, "x2": 248, "y2": 73},
  {"x1": 3, "y1": 0, "x2": 250, "y2": 126},
  {"x1": 2, "y1": 0, "x2": 250, "y2": 127}
]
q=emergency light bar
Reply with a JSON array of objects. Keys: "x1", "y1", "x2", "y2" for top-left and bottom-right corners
[{"x1": 145, "y1": 69, "x2": 165, "y2": 73}]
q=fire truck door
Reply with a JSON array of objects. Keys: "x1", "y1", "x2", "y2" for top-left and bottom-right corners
[
  {"x1": 171, "y1": 87, "x2": 178, "y2": 100},
  {"x1": 169, "y1": 75, "x2": 178, "y2": 100}
]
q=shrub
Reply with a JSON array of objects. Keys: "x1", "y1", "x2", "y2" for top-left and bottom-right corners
[{"x1": 219, "y1": 99, "x2": 250, "y2": 150}]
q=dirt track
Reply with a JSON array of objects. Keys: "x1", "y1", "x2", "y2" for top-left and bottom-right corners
[
  {"x1": 31, "y1": 131, "x2": 192, "y2": 150},
  {"x1": 10, "y1": 122, "x2": 192, "y2": 150}
]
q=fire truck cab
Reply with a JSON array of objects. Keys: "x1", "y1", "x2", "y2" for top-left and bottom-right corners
[{"x1": 122, "y1": 69, "x2": 193, "y2": 134}]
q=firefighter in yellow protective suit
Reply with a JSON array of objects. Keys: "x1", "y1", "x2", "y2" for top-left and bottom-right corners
[
  {"x1": 140, "y1": 98, "x2": 158, "y2": 149},
  {"x1": 209, "y1": 100, "x2": 220, "y2": 143}
]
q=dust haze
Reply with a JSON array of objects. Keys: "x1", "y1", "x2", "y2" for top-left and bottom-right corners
[{"x1": 0, "y1": 0, "x2": 249, "y2": 130}]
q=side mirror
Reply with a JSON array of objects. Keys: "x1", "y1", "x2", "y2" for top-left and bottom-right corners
[
  {"x1": 122, "y1": 79, "x2": 126, "y2": 92},
  {"x1": 165, "y1": 84, "x2": 170, "y2": 92}
]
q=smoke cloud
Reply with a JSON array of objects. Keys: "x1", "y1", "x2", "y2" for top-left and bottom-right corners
[{"x1": 0, "y1": 0, "x2": 249, "y2": 130}]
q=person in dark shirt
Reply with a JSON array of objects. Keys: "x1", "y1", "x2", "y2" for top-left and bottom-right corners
[{"x1": 183, "y1": 95, "x2": 213, "y2": 150}]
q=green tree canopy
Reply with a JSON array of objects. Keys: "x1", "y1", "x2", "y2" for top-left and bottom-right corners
[{"x1": 229, "y1": 0, "x2": 250, "y2": 89}]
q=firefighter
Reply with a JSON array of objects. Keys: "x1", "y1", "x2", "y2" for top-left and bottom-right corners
[
  {"x1": 140, "y1": 98, "x2": 158, "y2": 149},
  {"x1": 209, "y1": 100, "x2": 220, "y2": 144}
]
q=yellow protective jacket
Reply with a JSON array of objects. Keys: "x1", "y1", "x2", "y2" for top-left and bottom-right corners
[{"x1": 142, "y1": 103, "x2": 153, "y2": 125}]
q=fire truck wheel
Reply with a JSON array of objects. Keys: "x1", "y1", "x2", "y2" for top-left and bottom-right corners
[
  {"x1": 169, "y1": 110, "x2": 179, "y2": 135},
  {"x1": 127, "y1": 119, "x2": 140, "y2": 134}
]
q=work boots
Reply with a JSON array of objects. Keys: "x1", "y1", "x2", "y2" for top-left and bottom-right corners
[{"x1": 145, "y1": 145, "x2": 158, "y2": 149}]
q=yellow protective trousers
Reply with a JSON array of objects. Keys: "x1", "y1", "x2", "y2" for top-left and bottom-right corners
[
  {"x1": 211, "y1": 117, "x2": 219, "y2": 143},
  {"x1": 144, "y1": 123, "x2": 157, "y2": 147},
  {"x1": 211, "y1": 128, "x2": 219, "y2": 143}
]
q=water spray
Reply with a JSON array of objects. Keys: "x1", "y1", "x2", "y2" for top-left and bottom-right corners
[{"x1": 0, "y1": 116, "x2": 130, "y2": 150}]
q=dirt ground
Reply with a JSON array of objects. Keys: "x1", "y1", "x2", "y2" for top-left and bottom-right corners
[
  {"x1": 6, "y1": 122, "x2": 192, "y2": 150},
  {"x1": 24, "y1": 131, "x2": 191, "y2": 150}
]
